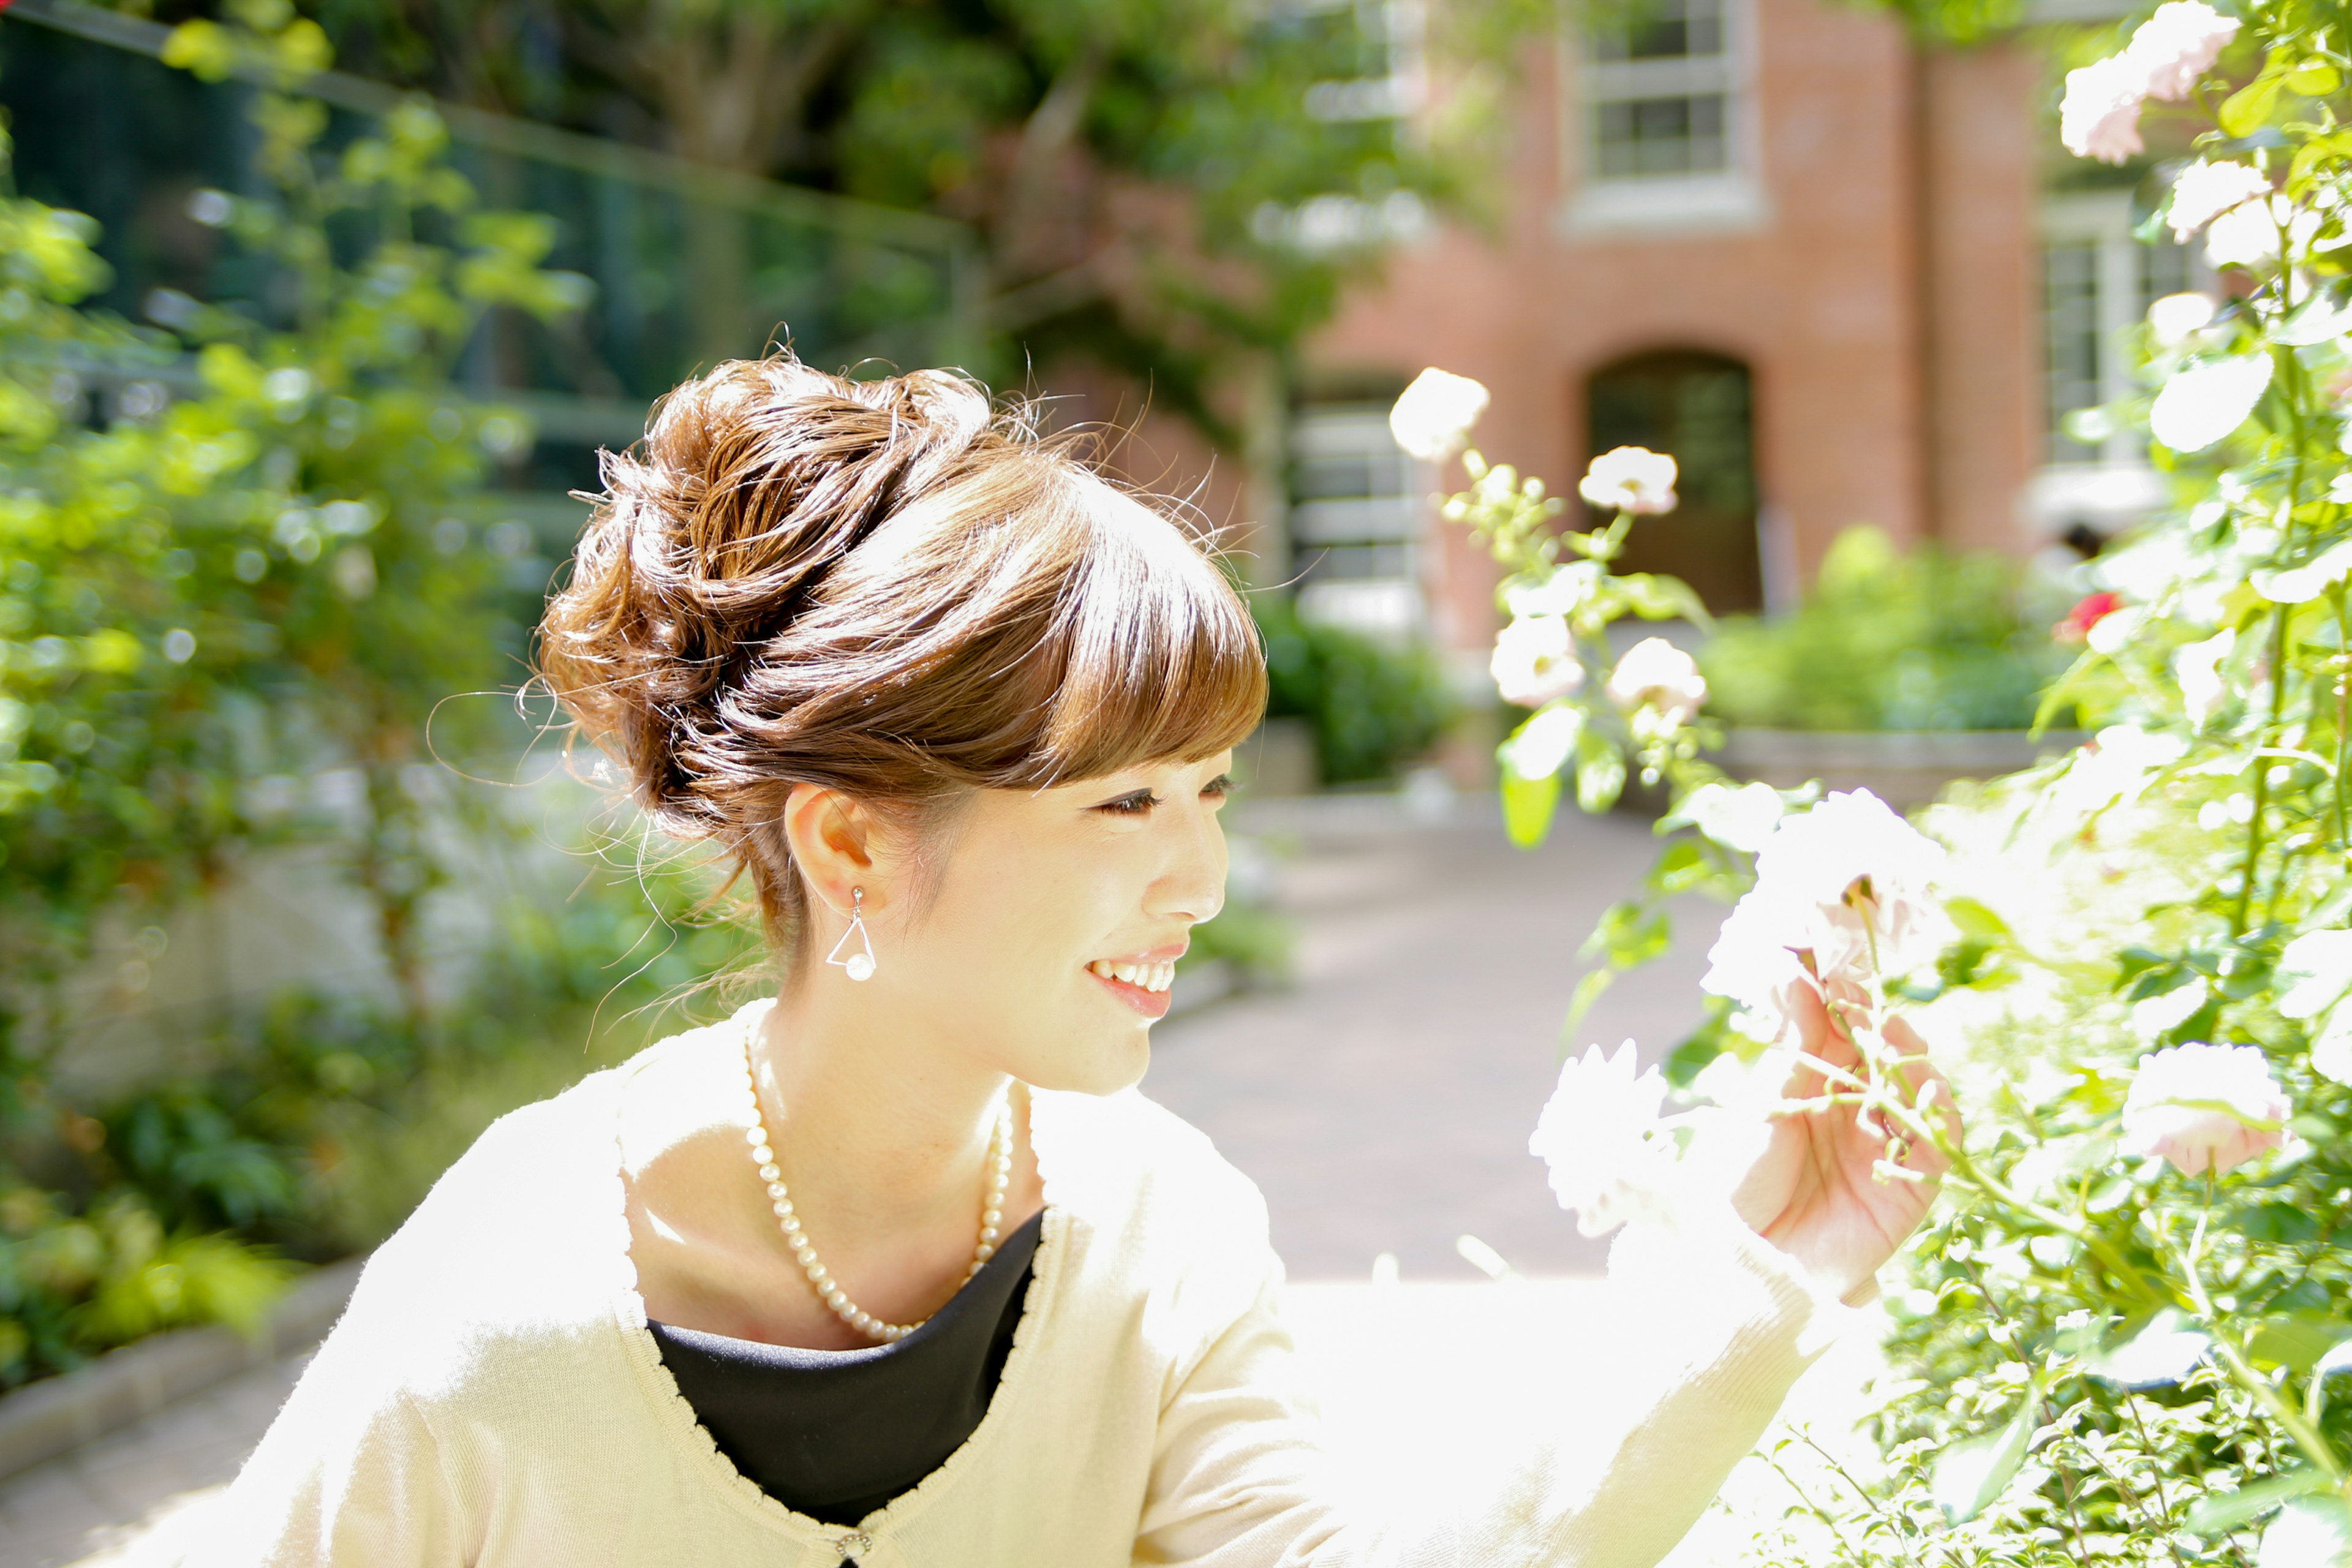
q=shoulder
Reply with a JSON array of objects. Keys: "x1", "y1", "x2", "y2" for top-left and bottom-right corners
[
  {"x1": 1038, "y1": 1085, "x2": 1266, "y2": 1230},
  {"x1": 335, "y1": 1009, "x2": 754, "y2": 1374},
  {"x1": 1033, "y1": 1087, "x2": 1278, "y2": 1328}
]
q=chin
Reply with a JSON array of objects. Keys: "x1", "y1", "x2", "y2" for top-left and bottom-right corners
[{"x1": 1030, "y1": 1025, "x2": 1152, "y2": 1098}]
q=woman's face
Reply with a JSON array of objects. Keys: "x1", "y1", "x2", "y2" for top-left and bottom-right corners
[{"x1": 872, "y1": 750, "x2": 1234, "y2": 1096}]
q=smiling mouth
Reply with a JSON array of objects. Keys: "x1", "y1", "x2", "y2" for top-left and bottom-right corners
[
  {"x1": 1086, "y1": 958, "x2": 1177, "y2": 1019},
  {"x1": 1086, "y1": 959, "x2": 1175, "y2": 993}
]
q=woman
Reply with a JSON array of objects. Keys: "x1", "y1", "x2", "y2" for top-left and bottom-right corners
[{"x1": 192, "y1": 355, "x2": 1943, "y2": 1567}]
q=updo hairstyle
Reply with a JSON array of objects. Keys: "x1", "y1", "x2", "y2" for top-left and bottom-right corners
[{"x1": 535, "y1": 353, "x2": 1268, "y2": 957}]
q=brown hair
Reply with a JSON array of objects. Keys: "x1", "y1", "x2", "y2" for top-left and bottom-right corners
[{"x1": 535, "y1": 353, "x2": 1267, "y2": 956}]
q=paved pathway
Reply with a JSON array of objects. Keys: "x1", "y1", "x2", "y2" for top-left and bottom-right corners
[
  {"x1": 0, "y1": 797, "x2": 1740, "y2": 1566},
  {"x1": 1150, "y1": 793, "x2": 1721, "y2": 1281}
]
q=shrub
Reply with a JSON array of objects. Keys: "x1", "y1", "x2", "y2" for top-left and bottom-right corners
[
  {"x1": 1256, "y1": 595, "x2": 1455, "y2": 784},
  {"x1": 1700, "y1": 526, "x2": 2073, "y2": 733}
]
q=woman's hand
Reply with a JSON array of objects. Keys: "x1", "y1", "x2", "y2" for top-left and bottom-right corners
[{"x1": 1725, "y1": 984, "x2": 1958, "y2": 1305}]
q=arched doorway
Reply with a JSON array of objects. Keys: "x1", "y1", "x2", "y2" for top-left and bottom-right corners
[{"x1": 1584, "y1": 350, "x2": 1763, "y2": 614}]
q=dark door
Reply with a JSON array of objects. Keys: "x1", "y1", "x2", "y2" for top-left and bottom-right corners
[{"x1": 1584, "y1": 350, "x2": 1763, "y2": 614}]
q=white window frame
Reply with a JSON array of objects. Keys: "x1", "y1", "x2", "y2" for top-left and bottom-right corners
[
  {"x1": 2030, "y1": 190, "x2": 2208, "y2": 532},
  {"x1": 1555, "y1": 0, "x2": 1770, "y2": 240},
  {"x1": 1287, "y1": 404, "x2": 1430, "y2": 638}
]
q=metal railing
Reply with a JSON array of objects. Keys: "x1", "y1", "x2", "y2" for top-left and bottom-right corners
[{"x1": 2, "y1": 0, "x2": 981, "y2": 460}]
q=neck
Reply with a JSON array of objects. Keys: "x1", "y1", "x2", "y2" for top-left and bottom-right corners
[{"x1": 755, "y1": 978, "x2": 1009, "y2": 1235}]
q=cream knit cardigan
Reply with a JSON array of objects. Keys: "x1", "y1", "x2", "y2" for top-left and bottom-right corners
[{"x1": 187, "y1": 1005, "x2": 1858, "y2": 1568}]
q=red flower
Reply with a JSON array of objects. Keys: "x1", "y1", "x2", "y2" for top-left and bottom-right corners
[{"x1": 2055, "y1": 591, "x2": 2124, "y2": 644}]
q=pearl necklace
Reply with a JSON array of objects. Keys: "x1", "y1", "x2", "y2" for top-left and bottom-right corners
[{"x1": 740, "y1": 1028, "x2": 1011, "y2": 1343}]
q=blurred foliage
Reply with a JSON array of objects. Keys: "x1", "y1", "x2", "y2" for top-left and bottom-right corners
[
  {"x1": 1700, "y1": 527, "x2": 2076, "y2": 733},
  {"x1": 0, "y1": 2, "x2": 763, "y2": 1387},
  {"x1": 1255, "y1": 595, "x2": 1455, "y2": 784}
]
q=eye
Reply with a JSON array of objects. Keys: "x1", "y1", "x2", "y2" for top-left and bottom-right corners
[
  {"x1": 1201, "y1": 774, "x2": 1234, "y2": 801},
  {"x1": 1094, "y1": 788, "x2": 1161, "y2": 816}
]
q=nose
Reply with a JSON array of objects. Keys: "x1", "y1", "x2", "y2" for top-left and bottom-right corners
[{"x1": 1145, "y1": 796, "x2": 1227, "y2": 926}]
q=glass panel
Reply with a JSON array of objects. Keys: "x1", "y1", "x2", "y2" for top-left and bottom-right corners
[
  {"x1": 2043, "y1": 239, "x2": 2103, "y2": 463},
  {"x1": 2138, "y1": 232, "x2": 2195, "y2": 314},
  {"x1": 1594, "y1": 94, "x2": 1727, "y2": 177},
  {"x1": 1591, "y1": 0, "x2": 1726, "y2": 61}
]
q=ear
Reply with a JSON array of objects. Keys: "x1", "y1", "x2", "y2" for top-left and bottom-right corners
[{"x1": 781, "y1": 782, "x2": 884, "y2": 916}]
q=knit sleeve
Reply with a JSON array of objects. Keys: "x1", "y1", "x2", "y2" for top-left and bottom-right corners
[
  {"x1": 178, "y1": 1324, "x2": 470, "y2": 1567},
  {"x1": 1131, "y1": 1203, "x2": 1860, "y2": 1568}
]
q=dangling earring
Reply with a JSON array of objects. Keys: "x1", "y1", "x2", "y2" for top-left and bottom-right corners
[{"x1": 825, "y1": 887, "x2": 877, "y2": 982}]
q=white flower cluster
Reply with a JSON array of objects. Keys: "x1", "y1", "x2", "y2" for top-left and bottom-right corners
[
  {"x1": 1702, "y1": 790, "x2": 1950, "y2": 1045},
  {"x1": 2060, "y1": 1, "x2": 2241, "y2": 164}
]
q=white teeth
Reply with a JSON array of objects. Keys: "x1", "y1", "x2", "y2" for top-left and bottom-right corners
[{"x1": 1088, "y1": 959, "x2": 1174, "y2": 993}]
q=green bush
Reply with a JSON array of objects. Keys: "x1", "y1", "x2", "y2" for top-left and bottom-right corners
[
  {"x1": 1256, "y1": 596, "x2": 1455, "y2": 784},
  {"x1": 1699, "y1": 527, "x2": 2073, "y2": 732},
  {"x1": 0, "y1": 5, "x2": 728, "y2": 1387}
]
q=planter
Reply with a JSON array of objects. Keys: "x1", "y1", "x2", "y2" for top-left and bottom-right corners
[
  {"x1": 1718, "y1": 728, "x2": 2088, "y2": 811},
  {"x1": 0, "y1": 1253, "x2": 365, "y2": 1480}
]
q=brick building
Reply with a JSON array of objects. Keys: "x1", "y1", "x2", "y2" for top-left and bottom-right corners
[{"x1": 1280, "y1": 0, "x2": 2157, "y2": 666}]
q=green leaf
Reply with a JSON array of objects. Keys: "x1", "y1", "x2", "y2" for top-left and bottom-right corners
[
  {"x1": 2248, "y1": 1314, "x2": 2352, "y2": 1373},
  {"x1": 1943, "y1": 895, "x2": 2010, "y2": 940},
  {"x1": 2221, "y1": 73, "x2": 2288, "y2": 137},
  {"x1": 2287, "y1": 62, "x2": 2342, "y2": 96},
  {"x1": 1932, "y1": 1400, "x2": 2033, "y2": 1524},
  {"x1": 1501, "y1": 768, "x2": 1561, "y2": 848},
  {"x1": 1662, "y1": 998, "x2": 1745, "y2": 1088},
  {"x1": 1613, "y1": 572, "x2": 1716, "y2": 631},
  {"x1": 1563, "y1": 968, "x2": 1613, "y2": 1035},
  {"x1": 1581, "y1": 898, "x2": 1670, "y2": 968},
  {"x1": 2188, "y1": 1471, "x2": 2332, "y2": 1536},
  {"x1": 1574, "y1": 728, "x2": 1626, "y2": 815}
]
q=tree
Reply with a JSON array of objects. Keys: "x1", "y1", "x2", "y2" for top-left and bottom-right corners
[{"x1": 282, "y1": 0, "x2": 1539, "y2": 435}]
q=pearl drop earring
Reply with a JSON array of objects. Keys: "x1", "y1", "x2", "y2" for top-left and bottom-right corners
[{"x1": 824, "y1": 886, "x2": 878, "y2": 982}]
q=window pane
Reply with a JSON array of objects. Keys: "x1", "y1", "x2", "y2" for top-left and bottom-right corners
[
  {"x1": 1595, "y1": 94, "x2": 1727, "y2": 176},
  {"x1": 2138, "y1": 233, "x2": 2193, "y2": 314},
  {"x1": 2044, "y1": 240, "x2": 2101, "y2": 462},
  {"x1": 1591, "y1": 0, "x2": 1725, "y2": 61}
]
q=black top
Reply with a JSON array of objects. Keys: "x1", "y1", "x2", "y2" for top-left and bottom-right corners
[{"x1": 647, "y1": 1210, "x2": 1046, "y2": 1528}]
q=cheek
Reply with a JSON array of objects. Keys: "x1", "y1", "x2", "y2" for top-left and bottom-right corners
[{"x1": 918, "y1": 829, "x2": 1120, "y2": 989}]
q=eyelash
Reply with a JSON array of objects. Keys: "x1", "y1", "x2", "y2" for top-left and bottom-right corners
[{"x1": 1096, "y1": 776, "x2": 1232, "y2": 816}]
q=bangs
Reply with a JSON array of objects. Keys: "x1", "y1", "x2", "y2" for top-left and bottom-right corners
[{"x1": 1027, "y1": 486, "x2": 1268, "y2": 785}]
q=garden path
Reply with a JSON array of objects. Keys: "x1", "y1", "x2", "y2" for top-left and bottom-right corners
[{"x1": 0, "y1": 793, "x2": 1739, "y2": 1567}]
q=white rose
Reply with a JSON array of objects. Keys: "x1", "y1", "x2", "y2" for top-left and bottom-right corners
[
  {"x1": 1528, "y1": 1039, "x2": 1681, "y2": 1237},
  {"x1": 1490, "y1": 614, "x2": 1585, "y2": 708},
  {"x1": 2167, "y1": 161, "x2": 2270, "y2": 241},
  {"x1": 2059, "y1": 55, "x2": 2147, "y2": 165},
  {"x1": 2120, "y1": 1042, "x2": 2296, "y2": 1177},
  {"x1": 2124, "y1": 0, "x2": 2241, "y2": 101},
  {"x1": 1605, "y1": 636, "x2": 1708, "y2": 724},
  {"x1": 1578, "y1": 446, "x2": 1679, "y2": 515},
  {"x1": 1389, "y1": 368, "x2": 1491, "y2": 464}
]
